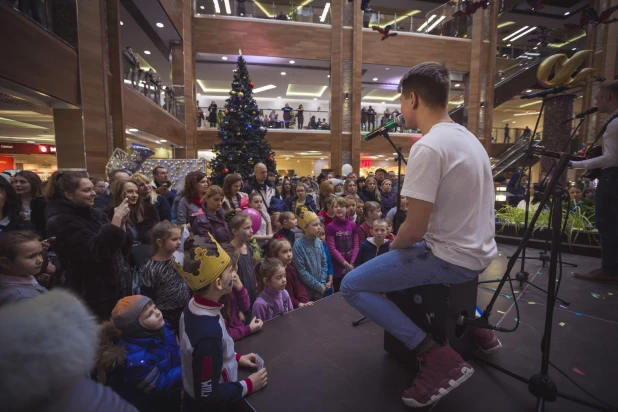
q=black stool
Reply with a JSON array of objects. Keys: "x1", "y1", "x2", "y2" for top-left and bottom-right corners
[{"x1": 384, "y1": 276, "x2": 478, "y2": 367}]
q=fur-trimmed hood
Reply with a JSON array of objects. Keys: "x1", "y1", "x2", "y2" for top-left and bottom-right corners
[
  {"x1": 0, "y1": 289, "x2": 99, "y2": 411},
  {"x1": 96, "y1": 321, "x2": 127, "y2": 379}
]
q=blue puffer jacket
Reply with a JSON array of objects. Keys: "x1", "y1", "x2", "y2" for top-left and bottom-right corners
[
  {"x1": 120, "y1": 323, "x2": 182, "y2": 395},
  {"x1": 98, "y1": 320, "x2": 182, "y2": 402}
]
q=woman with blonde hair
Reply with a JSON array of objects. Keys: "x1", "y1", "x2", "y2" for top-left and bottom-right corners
[
  {"x1": 342, "y1": 179, "x2": 359, "y2": 199},
  {"x1": 107, "y1": 180, "x2": 159, "y2": 247},
  {"x1": 318, "y1": 180, "x2": 335, "y2": 211},
  {"x1": 130, "y1": 173, "x2": 171, "y2": 221},
  {"x1": 222, "y1": 173, "x2": 248, "y2": 213}
]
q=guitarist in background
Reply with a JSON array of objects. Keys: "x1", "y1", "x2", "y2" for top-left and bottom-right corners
[{"x1": 570, "y1": 80, "x2": 618, "y2": 284}]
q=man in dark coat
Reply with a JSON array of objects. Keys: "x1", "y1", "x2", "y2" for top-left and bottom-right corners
[
  {"x1": 152, "y1": 166, "x2": 177, "y2": 207},
  {"x1": 242, "y1": 163, "x2": 281, "y2": 215}
]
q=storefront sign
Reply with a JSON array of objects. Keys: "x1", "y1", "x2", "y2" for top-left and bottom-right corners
[
  {"x1": 0, "y1": 143, "x2": 56, "y2": 155},
  {"x1": 360, "y1": 159, "x2": 372, "y2": 169},
  {"x1": 0, "y1": 155, "x2": 15, "y2": 170}
]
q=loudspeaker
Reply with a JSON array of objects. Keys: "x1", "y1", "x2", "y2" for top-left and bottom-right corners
[{"x1": 384, "y1": 277, "x2": 478, "y2": 366}]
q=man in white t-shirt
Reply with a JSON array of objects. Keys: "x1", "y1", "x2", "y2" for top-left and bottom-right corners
[{"x1": 341, "y1": 63, "x2": 498, "y2": 409}]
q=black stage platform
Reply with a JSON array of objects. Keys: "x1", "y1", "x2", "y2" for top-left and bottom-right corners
[{"x1": 235, "y1": 245, "x2": 618, "y2": 412}]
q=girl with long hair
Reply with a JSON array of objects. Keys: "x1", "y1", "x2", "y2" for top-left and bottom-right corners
[
  {"x1": 190, "y1": 185, "x2": 230, "y2": 244},
  {"x1": 130, "y1": 173, "x2": 171, "y2": 221},
  {"x1": 222, "y1": 173, "x2": 248, "y2": 214},
  {"x1": 12, "y1": 170, "x2": 46, "y2": 236},
  {"x1": 176, "y1": 171, "x2": 208, "y2": 225}
]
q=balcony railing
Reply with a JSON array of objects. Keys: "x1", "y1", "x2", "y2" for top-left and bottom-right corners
[
  {"x1": 3, "y1": 0, "x2": 78, "y2": 47},
  {"x1": 195, "y1": 0, "x2": 331, "y2": 25},
  {"x1": 123, "y1": 61, "x2": 183, "y2": 122},
  {"x1": 363, "y1": 10, "x2": 470, "y2": 39}
]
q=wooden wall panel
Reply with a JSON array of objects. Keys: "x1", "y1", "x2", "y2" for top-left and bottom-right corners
[
  {"x1": 197, "y1": 130, "x2": 332, "y2": 153},
  {"x1": 350, "y1": 5, "x2": 363, "y2": 174},
  {"x1": 360, "y1": 133, "x2": 420, "y2": 156},
  {"x1": 159, "y1": 0, "x2": 183, "y2": 37},
  {"x1": 170, "y1": 42, "x2": 184, "y2": 85},
  {"x1": 194, "y1": 17, "x2": 332, "y2": 60},
  {"x1": 0, "y1": 3, "x2": 79, "y2": 105},
  {"x1": 183, "y1": 0, "x2": 197, "y2": 157},
  {"x1": 124, "y1": 86, "x2": 186, "y2": 146},
  {"x1": 362, "y1": 32, "x2": 471, "y2": 72},
  {"x1": 329, "y1": 0, "x2": 343, "y2": 172},
  {"x1": 77, "y1": 0, "x2": 111, "y2": 176},
  {"x1": 107, "y1": 0, "x2": 126, "y2": 151},
  {"x1": 53, "y1": 109, "x2": 86, "y2": 170}
]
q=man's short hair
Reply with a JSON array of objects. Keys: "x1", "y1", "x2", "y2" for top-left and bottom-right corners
[
  {"x1": 279, "y1": 211, "x2": 295, "y2": 225},
  {"x1": 152, "y1": 166, "x2": 166, "y2": 176},
  {"x1": 375, "y1": 168, "x2": 386, "y2": 175},
  {"x1": 398, "y1": 62, "x2": 451, "y2": 108},
  {"x1": 602, "y1": 80, "x2": 618, "y2": 99},
  {"x1": 108, "y1": 168, "x2": 130, "y2": 181}
]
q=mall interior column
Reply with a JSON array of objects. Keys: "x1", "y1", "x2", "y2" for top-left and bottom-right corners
[
  {"x1": 180, "y1": 0, "x2": 196, "y2": 159},
  {"x1": 350, "y1": 0, "x2": 363, "y2": 174},
  {"x1": 482, "y1": 2, "x2": 499, "y2": 153},
  {"x1": 540, "y1": 94, "x2": 576, "y2": 187},
  {"x1": 53, "y1": 109, "x2": 86, "y2": 170},
  {"x1": 329, "y1": 0, "x2": 343, "y2": 173},
  {"x1": 465, "y1": 9, "x2": 486, "y2": 140},
  {"x1": 581, "y1": 0, "x2": 602, "y2": 140},
  {"x1": 75, "y1": 0, "x2": 112, "y2": 176},
  {"x1": 107, "y1": 0, "x2": 126, "y2": 151}
]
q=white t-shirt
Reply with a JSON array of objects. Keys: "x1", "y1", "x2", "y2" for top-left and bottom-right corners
[{"x1": 401, "y1": 122, "x2": 497, "y2": 270}]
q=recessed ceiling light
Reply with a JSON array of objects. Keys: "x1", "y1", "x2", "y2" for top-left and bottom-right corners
[
  {"x1": 455, "y1": 83, "x2": 461, "y2": 87},
  {"x1": 327, "y1": 74, "x2": 330, "y2": 78},
  {"x1": 320, "y1": 157, "x2": 325, "y2": 160},
  {"x1": 160, "y1": 139, "x2": 167, "y2": 142},
  {"x1": 197, "y1": 93, "x2": 201, "y2": 96},
  {"x1": 281, "y1": 72, "x2": 286, "y2": 75},
  {"x1": 277, "y1": 96, "x2": 281, "y2": 99},
  {"x1": 564, "y1": 11, "x2": 570, "y2": 15},
  {"x1": 506, "y1": 43, "x2": 511, "y2": 47},
  {"x1": 253, "y1": 84, "x2": 277, "y2": 93},
  {"x1": 373, "y1": 78, "x2": 378, "y2": 81},
  {"x1": 156, "y1": 22, "x2": 164, "y2": 28},
  {"x1": 533, "y1": 47, "x2": 538, "y2": 50},
  {"x1": 526, "y1": 89, "x2": 532, "y2": 93},
  {"x1": 512, "y1": 121, "x2": 516, "y2": 123},
  {"x1": 128, "y1": 128, "x2": 138, "y2": 132},
  {"x1": 27, "y1": 140, "x2": 35, "y2": 144},
  {"x1": 289, "y1": 60, "x2": 295, "y2": 64},
  {"x1": 381, "y1": 101, "x2": 385, "y2": 104},
  {"x1": 144, "y1": 50, "x2": 151, "y2": 55},
  {"x1": 385, "y1": 68, "x2": 389, "y2": 70},
  {"x1": 120, "y1": 21, "x2": 123, "y2": 25},
  {"x1": 313, "y1": 98, "x2": 317, "y2": 100},
  {"x1": 572, "y1": 47, "x2": 577, "y2": 50},
  {"x1": 155, "y1": 140, "x2": 161, "y2": 144},
  {"x1": 222, "y1": 56, "x2": 228, "y2": 60},
  {"x1": 200, "y1": 5, "x2": 205, "y2": 9}
]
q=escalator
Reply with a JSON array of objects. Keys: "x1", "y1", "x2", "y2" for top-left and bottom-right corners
[{"x1": 491, "y1": 137, "x2": 541, "y2": 177}]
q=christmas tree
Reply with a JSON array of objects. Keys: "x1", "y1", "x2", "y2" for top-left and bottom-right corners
[{"x1": 210, "y1": 56, "x2": 276, "y2": 184}]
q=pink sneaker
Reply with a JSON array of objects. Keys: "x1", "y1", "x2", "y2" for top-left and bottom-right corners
[
  {"x1": 473, "y1": 328, "x2": 502, "y2": 354},
  {"x1": 401, "y1": 343, "x2": 475, "y2": 408}
]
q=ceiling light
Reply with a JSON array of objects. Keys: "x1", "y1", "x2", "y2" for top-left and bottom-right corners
[
  {"x1": 155, "y1": 140, "x2": 161, "y2": 144},
  {"x1": 120, "y1": 21, "x2": 123, "y2": 25},
  {"x1": 253, "y1": 84, "x2": 277, "y2": 93},
  {"x1": 313, "y1": 98, "x2": 317, "y2": 100},
  {"x1": 319, "y1": 2, "x2": 330, "y2": 22},
  {"x1": 373, "y1": 78, "x2": 378, "y2": 81},
  {"x1": 26, "y1": 140, "x2": 35, "y2": 144},
  {"x1": 426, "y1": 15, "x2": 445, "y2": 32},
  {"x1": 200, "y1": 5, "x2": 205, "y2": 9},
  {"x1": 320, "y1": 157, "x2": 325, "y2": 160},
  {"x1": 572, "y1": 47, "x2": 577, "y2": 50},
  {"x1": 160, "y1": 139, "x2": 167, "y2": 142},
  {"x1": 509, "y1": 26, "x2": 537, "y2": 42},
  {"x1": 277, "y1": 96, "x2": 281, "y2": 99},
  {"x1": 281, "y1": 72, "x2": 286, "y2": 75},
  {"x1": 506, "y1": 43, "x2": 511, "y2": 47},
  {"x1": 289, "y1": 60, "x2": 295, "y2": 64},
  {"x1": 533, "y1": 46, "x2": 538, "y2": 50},
  {"x1": 156, "y1": 22, "x2": 164, "y2": 28},
  {"x1": 144, "y1": 50, "x2": 151, "y2": 55},
  {"x1": 381, "y1": 101, "x2": 385, "y2": 104},
  {"x1": 526, "y1": 89, "x2": 532, "y2": 93},
  {"x1": 327, "y1": 74, "x2": 330, "y2": 78},
  {"x1": 128, "y1": 128, "x2": 138, "y2": 132},
  {"x1": 222, "y1": 56, "x2": 228, "y2": 60},
  {"x1": 502, "y1": 26, "x2": 529, "y2": 41},
  {"x1": 512, "y1": 121, "x2": 516, "y2": 123},
  {"x1": 417, "y1": 14, "x2": 436, "y2": 32},
  {"x1": 223, "y1": 0, "x2": 231, "y2": 14},
  {"x1": 455, "y1": 83, "x2": 461, "y2": 87},
  {"x1": 211, "y1": 0, "x2": 219, "y2": 13},
  {"x1": 385, "y1": 68, "x2": 390, "y2": 70},
  {"x1": 564, "y1": 11, "x2": 570, "y2": 15}
]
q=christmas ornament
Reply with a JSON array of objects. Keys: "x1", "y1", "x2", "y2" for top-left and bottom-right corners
[
  {"x1": 249, "y1": 82, "x2": 254, "y2": 88},
  {"x1": 238, "y1": 92, "x2": 244, "y2": 98},
  {"x1": 230, "y1": 90, "x2": 236, "y2": 95},
  {"x1": 268, "y1": 156, "x2": 273, "y2": 162},
  {"x1": 222, "y1": 168, "x2": 228, "y2": 174},
  {"x1": 246, "y1": 125, "x2": 252, "y2": 131}
]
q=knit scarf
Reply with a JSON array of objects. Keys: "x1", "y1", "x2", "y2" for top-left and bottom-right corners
[{"x1": 193, "y1": 196, "x2": 203, "y2": 208}]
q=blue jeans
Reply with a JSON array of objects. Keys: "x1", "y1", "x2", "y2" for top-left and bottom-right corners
[
  {"x1": 596, "y1": 168, "x2": 618, "y2": 272},
  {"x1": 341, "y1": 242, "x2": 482, "y2": 350}
]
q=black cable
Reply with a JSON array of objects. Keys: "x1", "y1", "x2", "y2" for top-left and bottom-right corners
[{"x1": 549, "y1": 360, "x2": 618, "y2": 411}]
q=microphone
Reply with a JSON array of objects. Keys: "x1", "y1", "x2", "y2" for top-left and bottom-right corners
[
  {"x1": 561, "y1": 106, "x2": 598, "y2": 123},
  {"x1": 521, "y1": 85, "x2": 567, "y2": 99},
  {"x1": 363, "y1": 115, "x2": 405, "y2": 141},
  {"x1": 457, "y1": 314, "x2": 511, "y2": 332}
]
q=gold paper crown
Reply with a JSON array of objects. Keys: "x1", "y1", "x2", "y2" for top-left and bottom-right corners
[
  {"x1": 172, "y1": 234, "x2": 231, "y2": 291},
  {"x1": 295, "y1": 206, "x2": 318, "y2": 229}
]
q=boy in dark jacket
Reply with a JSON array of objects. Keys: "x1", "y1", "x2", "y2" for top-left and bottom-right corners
[
  {"x1": 97, "y1": 295, "x2": 182, "y2": 411},
  {"x1": 273, "y1": 211, "x2": 297, "y2": 247},
  {"x1": 354, "y1": 219, "x2": 391, "y2": 267}
]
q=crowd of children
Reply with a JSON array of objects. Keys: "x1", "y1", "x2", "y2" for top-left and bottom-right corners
[{"x1": 0, "y1": 168, "x2": 404, "y2": 411}]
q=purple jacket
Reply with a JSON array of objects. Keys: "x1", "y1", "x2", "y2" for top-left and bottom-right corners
[
  {"x1": 252, "y1": 288, "x2": 293, "y2": 322},
  {"x1": 226, "y1": 286, "x2": 251, "y2": 341},
  {"x1": 190, "y1": 207, "x2": 231, "y2": 244},
  {"x1": 326, "y1": 217, "x2": 359, "y2": 278}
]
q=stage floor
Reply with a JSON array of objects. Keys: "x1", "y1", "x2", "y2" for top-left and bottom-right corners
[{"x1": 235, "y1": 245, "x2": 618, "y2": 412}]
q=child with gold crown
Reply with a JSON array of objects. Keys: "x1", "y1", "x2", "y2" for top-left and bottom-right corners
[{"x1": 173, "y1": 234, "x2": 268, "y2": 411}]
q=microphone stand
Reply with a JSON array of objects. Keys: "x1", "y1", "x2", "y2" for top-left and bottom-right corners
[
  {"x1": 353, "y1": 130, "x2": 407, "y2": 327},
  {"x1": 460, "y1": 152, "x2": 612, "y2": 412}
]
